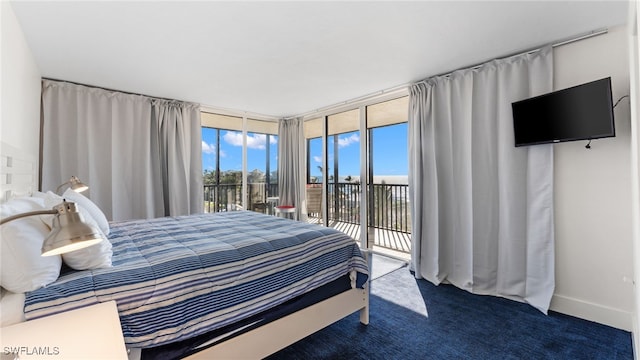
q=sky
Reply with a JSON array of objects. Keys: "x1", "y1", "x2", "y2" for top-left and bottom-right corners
[
  {"x1": 201, "y1": 122, "x2": 408, "y2": 177},
  {"x1": 202, "y1": 129, "x2": 278, "y2": 173}
]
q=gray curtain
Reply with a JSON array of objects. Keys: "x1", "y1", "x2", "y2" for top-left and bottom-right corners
[
  {"x1": 408, "y1": 46, "x2": 555, "y2": 313},
  {"x1": 277, "y1": 117, "x2": 306, "y2": 221},
  {"x1": 152, "y1": 99, "x2": 203, "y2": 217},
  {"x1": 41, "y1": 80, "x2": 203, "y2": 221}
]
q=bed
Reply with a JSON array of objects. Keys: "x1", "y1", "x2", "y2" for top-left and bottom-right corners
[{"x1": 0, "y1": 142, "x2": 370, "y2": 359}]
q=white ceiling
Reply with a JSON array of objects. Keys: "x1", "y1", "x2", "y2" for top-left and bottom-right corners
[{"x1": 10, "y1": 1, "x2": 629, "y2": 118}]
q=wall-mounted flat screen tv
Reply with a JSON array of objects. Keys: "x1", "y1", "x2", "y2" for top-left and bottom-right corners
[{"x1": 511, "y1": 77, "x2": 615, "y2": 147}]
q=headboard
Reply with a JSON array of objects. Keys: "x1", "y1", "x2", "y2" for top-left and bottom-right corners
[{"x1": 0, "y1": 142, "x2": 37, "y2": 203}]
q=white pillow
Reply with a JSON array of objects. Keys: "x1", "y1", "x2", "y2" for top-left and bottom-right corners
[
  {"x1": 32, "y1": 191, "x2": 47, "y2": 199},
  {"x1": 38, "y1": 191, "x2": 112, "y2": 270},
  {"x1": 0, "y1": 197, "x2": 62, "y2": 293},
  {"x1": 61, "y1": 189, "x2": 110, "y2": 235},
  {"x1": 62, "y1": 238, "x2": 112, "y2": 270}
]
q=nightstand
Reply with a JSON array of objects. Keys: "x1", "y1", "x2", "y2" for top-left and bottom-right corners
[{"x1": 0, "y1": 301, "x2": 128, "y2": 359}]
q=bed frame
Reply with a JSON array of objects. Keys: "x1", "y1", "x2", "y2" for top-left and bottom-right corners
[
  {"x1": 1, "y1": 141, "x2": 371, "y2": 359},
  {"x1": 185, "y1": 278, "x2": 370, "y2": 359}
]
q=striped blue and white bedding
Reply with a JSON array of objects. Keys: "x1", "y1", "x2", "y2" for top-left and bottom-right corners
[{"x1": 24, "y1": 211, "x2": 369, "y2": 348}]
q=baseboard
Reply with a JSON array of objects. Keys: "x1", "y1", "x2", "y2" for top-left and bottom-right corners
[{"x1": 550, "y1": 294, "x2": 632, "y2": 331}]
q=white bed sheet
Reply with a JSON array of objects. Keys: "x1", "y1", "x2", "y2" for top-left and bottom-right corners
[{"x1": 1, "y1": 289, "x2": 26, "y2": 326}]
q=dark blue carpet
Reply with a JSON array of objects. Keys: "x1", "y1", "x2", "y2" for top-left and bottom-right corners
[{"x1": 267, "y1": 267, "x2": 633, "y2": 360}]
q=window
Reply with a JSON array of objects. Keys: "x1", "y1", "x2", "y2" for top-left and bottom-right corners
[
  {"x1": 201, "y1": 112, "x2": 278, "y2": 214},
  {"x1": 246, "y1": 119, "x2": 278, "y2": 213},
  {"x1": 201, "y1": 112, "x2": 243, "y2": 212}
]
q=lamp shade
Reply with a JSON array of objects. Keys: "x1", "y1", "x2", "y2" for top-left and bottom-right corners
[
  {"x1": 41, "y1": 201, "x2": 105, "y2": 256},
  {"x1": 68, "y1": 176, "x2": 89, "y2": 193},
  {"x1": 56, "y1": 176, "x2": 89, "y2": 195}
]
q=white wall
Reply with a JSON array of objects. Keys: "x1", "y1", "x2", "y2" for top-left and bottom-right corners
[
  {"x1": 628, "y1": 0, "x2": 640, "y2": 355},
  {"x1": 551, "y1": 25, "x2": 634, "y2": 331},
  {"x1": 0, "y1": 2, "x2": 41, "y2": 175}
]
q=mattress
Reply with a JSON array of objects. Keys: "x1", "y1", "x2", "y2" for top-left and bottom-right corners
[{"x1": 24, "y1": 211, "x2": 368, "y2": 348}]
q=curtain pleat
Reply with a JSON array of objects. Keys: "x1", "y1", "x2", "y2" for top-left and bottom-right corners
[
  {"x1": 152, "y1": 100, "x2": 203, "y2": 217},
  {"x1": 41, "y1": 80, "x2": 202, "y2": 221},
  {"x1": 408, "y1": 46, "x2": 555, "y2": 313},
  {"x1": 277, "y1": 117, "x2": 306, "y2": 221}
]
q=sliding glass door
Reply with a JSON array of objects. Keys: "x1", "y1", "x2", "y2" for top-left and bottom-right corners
[
  {"x1": 303, "y1": 96, "x2": 410, "y2": 255},
  {"x1": 327, "y1": 109, "x2": 361, "y2": 233},
  {"x1": 366, "y1": 96, "x2": 410, "y2": 254},
  {"x1": 246, "y1": 119, "x2": 278, "y2": 214}
]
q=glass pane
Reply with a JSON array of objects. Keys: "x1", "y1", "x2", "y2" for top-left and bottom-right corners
[
  {"x1": 336, "y1": 131, "x2": 360, "y2": 181},
  {"x1": 219, "y1": 129, "x2": 243, "y2": 211},
  {"x1": 202, "y1": 127, "x2": 217, "y2": 182},
  {"x1": 307, "y1": 137, "x2": 323, "y2": 184},
  {"x1": 267, "y1": 134, "x2": 279, "y2": 215},
  {"x1": 202, "y1": 127, "x2": 218, "y2": 213},
  {"x1": 367, "y1": 97, "x2": 411, "y2": 252},
  {"x1": 327, "y1": 135, "x2": 335, "y2": 184},
  {"x1": 246, "y1": 131, "x2": 272, "y2": 214},
  {"x1": 327, "y1": 111, "x2": 360, "y2": 226},
  {"x1": 246, "y1": 119, "x2": 279, "y2": 213},
  {"x1": 370, "y1": 123, "x2": 408, "y2": 179},
  {"x1": 269, "y1": 134, "x2": 278, "y2": 187}
]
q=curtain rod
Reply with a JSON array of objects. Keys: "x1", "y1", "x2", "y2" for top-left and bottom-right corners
[
  {"x1": 41, "y1": 77, "x2": 192, "y2": 104},
  {"x1": 294, "y1": 27, "x2": 609, "y2": 121},
  {"x1": 289, "y1": 85, "x2": 409, "y2": 120},
  {"x1": 200, "y1": 105, "x2": 279, "y2": 122},
  {"x1": 419, "y1": 28, "x2": 608, "y2": 82}
]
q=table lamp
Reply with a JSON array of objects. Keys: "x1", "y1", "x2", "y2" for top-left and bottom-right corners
[
  {"x1": 56, "y1": 176, "x2": 89, "y2": 195},
  {"x1": 0, "y1": 200, "x2": 105, "y2": 256}
]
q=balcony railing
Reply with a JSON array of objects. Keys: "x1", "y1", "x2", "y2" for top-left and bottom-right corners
[
  {"x1": 203, "y1": 183, "x2": 278, "y2": 213},
  {"x1": 328, "y1": 183, "x2": 411, "y2": 234},
  {"x1": 203, "y1": 182, "x2": 410, "y2": 234}
]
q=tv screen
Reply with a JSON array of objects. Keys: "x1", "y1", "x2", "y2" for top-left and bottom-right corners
[{"x1": 511, "y1": 77, "x2": 615, "y2": 147}]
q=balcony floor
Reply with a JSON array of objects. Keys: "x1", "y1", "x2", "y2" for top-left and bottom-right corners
[{"x1": 307, "y1": 216, "x2": 411, "y2": 261}]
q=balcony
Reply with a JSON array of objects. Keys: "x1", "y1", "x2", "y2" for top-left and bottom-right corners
[{"x1": 203, "y1": 182, "x2": 411, "y2": 256}]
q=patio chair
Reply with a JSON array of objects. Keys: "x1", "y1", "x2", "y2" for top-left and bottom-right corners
[{"x1": 306, "y1": 187, "x2": 322, "y2": 224}]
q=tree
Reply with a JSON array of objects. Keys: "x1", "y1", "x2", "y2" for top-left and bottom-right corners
[
  {"x1": 203, "y1": 169, "x2": 217, "y2": 185},
  {"x1": 220, "y1": 170, "x2": 241, "y2": 184}
]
